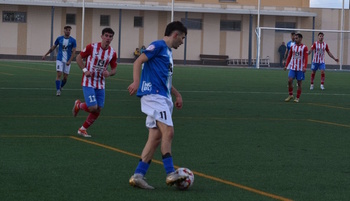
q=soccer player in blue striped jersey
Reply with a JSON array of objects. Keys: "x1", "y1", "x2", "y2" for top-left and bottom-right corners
[
  {"x1": 42, "y1": 25, "x2": 77, "y2": 96},
  {"x1": 127, "y1": 21, "x2": 187, "y2": 189}
]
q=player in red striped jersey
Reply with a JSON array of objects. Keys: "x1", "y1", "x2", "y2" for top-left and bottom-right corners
[
  {"x1": 308, "y1": 32, "x2": 338, "y2": 90},
  {"x1": 72, "y1": 28, "x2": 117, "y2": 137},
  {"x1": 284, "y1": 33, "x2": 308, "y2": 103}
]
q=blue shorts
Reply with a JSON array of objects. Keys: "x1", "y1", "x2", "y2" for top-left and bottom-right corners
[
  {"x1": 288, "y1": 70, "x2": 305, "y2": 81},
  {"x1": 82, "y1": 86, "x2": 105, "y2": 108},
  {"x1": 311, "y1": 63, "x2": 325, "y2": 71}
]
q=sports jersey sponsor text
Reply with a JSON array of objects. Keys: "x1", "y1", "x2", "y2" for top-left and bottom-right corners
[{"x1": 141, "y1": 81, "x2": 152, "y2": 92}]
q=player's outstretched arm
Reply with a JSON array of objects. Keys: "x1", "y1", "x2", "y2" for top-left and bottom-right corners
[
  {"x1": 327, "y1": 50, "x2": 339, "y2": 62},
  {"x1": 42, "y1": 45, "x2": 57, "y2": 60}
]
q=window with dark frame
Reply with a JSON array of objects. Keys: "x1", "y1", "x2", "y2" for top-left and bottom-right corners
[
  {"x1": 275, "y1": 22, "x2": 296, "y2": 32},
  {"x1": 100, "y1": 15, "x2": 110, "y2": 26},
  {"x1": 2, "y1": 11, "x2": 26, "y2": 23},
  {"x1": 134, "y1": 16, "x2": 143, "y2": 28},
  {"x1": 220, "y1": 20, "x2": 241, "y2": 31},
  {"x1": 66, "y1": 14, "x2": 76, "y2": 25},
  {"x1": 181, "y1": 18, "x2": 202, "y2": 30}
]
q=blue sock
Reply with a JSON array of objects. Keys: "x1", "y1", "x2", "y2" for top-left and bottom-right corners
[
  {"x1": 162, "y1": 156, "x2": 175, "y2": 174},
  {"x1": 61, "y1": 79, "x2": 67, "y2": 88},
  {"x1": 134, "y1": 161, "x2": 150, "y2": 176},
  {"x1": 55, "y1": 80, "x2": 60, "y2": 91}
]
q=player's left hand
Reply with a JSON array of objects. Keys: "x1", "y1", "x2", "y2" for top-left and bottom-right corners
[
  {"x1": 174, "y1": 95, "x2": 183, "y2": 109},
  {"x1": 103, "y1": 70, "x2": 110, "y2": 77}
]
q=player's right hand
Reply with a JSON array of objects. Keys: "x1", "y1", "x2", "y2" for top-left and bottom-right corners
[
  {"x1": 127, "y1": 82, "x2": 138, "y2": 96},
  {"x1": 84, "y1": 71, "x2": 92, "y2": 77}
]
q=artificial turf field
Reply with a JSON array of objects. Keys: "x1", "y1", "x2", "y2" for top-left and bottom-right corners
[{"x1": 0, "y1": 60, "x2": 349, "y2": 201}]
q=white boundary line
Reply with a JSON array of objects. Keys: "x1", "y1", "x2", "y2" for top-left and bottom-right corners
[{"x1": 1, "y1": 87, "x2": 349, "y2": 96}]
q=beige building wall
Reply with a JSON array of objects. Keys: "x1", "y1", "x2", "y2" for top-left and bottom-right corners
[
  {"x1": 143, "y1": 11, "x2": 159, "y2": 48},
  {"x1": 27, "y1": 6, "x2": 55, "y2": 55},
  {"x1": 261, "y1": 15, "x2": 275, "y2": 60},
  {"x1": 240, "y1": 15, "x2": 251, "y2": 59},
  {"x1": 202, "y1": 13, "x2": 221, "y2": 55},
  {"x1": 121, "y1": 10, "x2": 140, "y2": 58},
  {"x1": 345, "y1": 11, "x2": 350, "y2": 64},
  {"x1": 181, "y1": 12, "x2": 202, "y2": 60},
  {"x1": 1, "y1": 5, "x2": 20, "y2": 55},
  {"x1": 151, "y1": 0, "x2": 306, "y2": 7},
  {"x1": 1, "y1": 0, "x2": 349, "y2": 65},
  {"x1": 89, "y1": 8, "x2": 120, "y2": 52}
]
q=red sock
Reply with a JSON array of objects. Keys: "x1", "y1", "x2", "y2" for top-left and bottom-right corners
[
  {"x1": 288, "y1": 87, "x2": 293, "y2": 96},
  {"x1": 321, "y1": 73, "x2": 325, "y2": 85},
  {"x1": 79, "y1": 102, "x2": 90, "y2": 112},
  {"x1": 296, "y1": 89, "x2": 301, "y2": 98},
  {"x1": 311, "y1": 72, "x2": 315, "y2": 84},
  {"x1": 83, "y1": 112, "x2": 100, "y2": 129}
]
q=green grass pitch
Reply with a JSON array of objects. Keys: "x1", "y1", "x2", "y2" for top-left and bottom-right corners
[{"x1": 0, "y1": 60, "x2": 349, "y2": 201}]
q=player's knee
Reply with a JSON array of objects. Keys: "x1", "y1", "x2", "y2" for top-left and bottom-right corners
[
  {"x1": 165, "y1": 129, "x2": 174, "y2": 140},
  {"x1": 154, "y1": 138, "x2": 162, "y2": 147},
  {"x1": 88, "y1": 106, "x2": 99, "y2": 113}
]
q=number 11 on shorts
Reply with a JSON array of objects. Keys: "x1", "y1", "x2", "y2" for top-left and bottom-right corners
[
  {"x1": 88, "y1": 95, "x2": 96, "y2": 103},
  {"x1": 160, "y1": 111, "x2": 167, "y2": 120}
]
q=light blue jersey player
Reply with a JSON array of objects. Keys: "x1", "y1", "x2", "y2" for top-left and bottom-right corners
[
  {"x1": 42, "y1": 25, "x2": 76, "y2": 96},
  {"x1": 128, "y1": 21, "x2": 188, "y2": 189}
]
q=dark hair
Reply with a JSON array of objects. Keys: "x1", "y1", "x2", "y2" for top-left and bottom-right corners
[
  {"x1": 295, "y1": 33, "x2": 303, "y2": 38},
  {"x1": 102, "y1": 28, "x2": 115, "y2": 36},
  {"x1": 318, "y1": 32, "x2": 324, "y2": 36},
  {"x1": 164, "y1": 21, "x2": 187, "y2": 37},
  {"x1": 291, "y1": 32, "x2": 295, "y2": 35},
  {"x1": 64, "y1": 25, "x2": 72, "y2": 30}
]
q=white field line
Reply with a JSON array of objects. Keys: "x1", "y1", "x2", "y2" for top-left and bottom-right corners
[{"x1": 1, "y1": 87, "x2": 350, "y2": 96}]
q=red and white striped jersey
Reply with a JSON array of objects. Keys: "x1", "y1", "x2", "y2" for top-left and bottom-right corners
[
  {"x1": 311, "y1": 41, "x2": 329, "y2": 63},
  {"x1": 80, "y1": 42, "x2": 117, "y2": 89},
  {"x1": 286, "y1": 44, "x2": 308, "y2": 71}
]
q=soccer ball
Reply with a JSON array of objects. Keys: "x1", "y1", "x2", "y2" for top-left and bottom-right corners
[{"x1": 175, "y1": 167, "x2": 194, "y2": 190}]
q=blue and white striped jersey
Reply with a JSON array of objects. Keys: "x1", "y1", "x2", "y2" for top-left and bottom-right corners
[{"x1": 54, "y1": 36, "x2": 77, "y2": 62}]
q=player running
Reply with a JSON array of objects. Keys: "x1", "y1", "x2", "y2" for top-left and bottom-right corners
[{"x1": 72, "y1": 28, "x2": 117, "y2": 137}]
